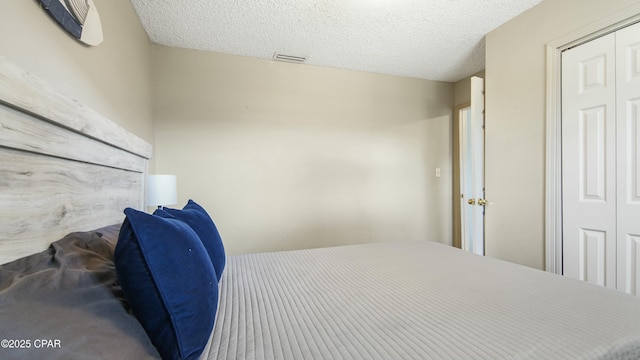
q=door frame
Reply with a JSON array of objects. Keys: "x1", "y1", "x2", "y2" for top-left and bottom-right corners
[
  {"x1": 452, "y1": 102, "x2": 470, "y2": 249},
  {"x1": 544, "y1": 6, "x2": 640, "y2": 274}
]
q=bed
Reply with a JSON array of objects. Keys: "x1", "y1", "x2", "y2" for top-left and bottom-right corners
[{"x1": 2, "y1": 57, "x2": 640, "y2": 360}]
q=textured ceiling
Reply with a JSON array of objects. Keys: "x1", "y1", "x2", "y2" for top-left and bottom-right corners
[{"x1": 130, "y1": 0, "x2": 543, "y2": 82}]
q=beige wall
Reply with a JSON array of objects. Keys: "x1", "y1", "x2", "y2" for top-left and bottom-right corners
[
  {"x1": 153, "y1": 45, "x2": 453, "y2": 255},
  {"x1": 485, "y1": 0, "x2": 640, "y2": 269},
  {"x1": 0, "y1": 0, "x2": 153, "y2": 144}
]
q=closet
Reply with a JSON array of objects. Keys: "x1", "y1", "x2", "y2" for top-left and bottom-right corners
[{"x1": 562, "y1": 21, "x2": 640, "y2": 295}]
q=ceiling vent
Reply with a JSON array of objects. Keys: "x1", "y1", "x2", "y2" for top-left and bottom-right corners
[{"x1": 273, "y1": 53, "x2": 307, "y2": 64}]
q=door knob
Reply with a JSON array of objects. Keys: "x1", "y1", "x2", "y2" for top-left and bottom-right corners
[
  {"x1": 477, "y1": 199, "x2": 487, "y2": 206},
  {"x1": 468, "y1": 199, "x2": 476, "y2": 205}
]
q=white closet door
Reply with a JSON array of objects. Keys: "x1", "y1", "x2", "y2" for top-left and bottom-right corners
[
  {"x1": 616, "y1": 22, "x2": 640, "y2": 296},
  {"x1": 562, "y1": 33, "x2": 617, "y2": 288}
]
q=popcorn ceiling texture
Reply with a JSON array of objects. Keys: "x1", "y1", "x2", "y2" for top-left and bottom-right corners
[{"x1": 130, "y1": 0, "x2": 542, "y2": 82}]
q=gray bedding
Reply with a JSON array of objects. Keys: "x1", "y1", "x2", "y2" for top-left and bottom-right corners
[
  {"x1": 2, "y1": 229, "x2": 640, "y2": 359},
  {"x1": 0, "y1": 225, "x2": 160, "y2": 360},
  {"x1": 208, "y1": 241, "x2": 640, "y2": 360}
]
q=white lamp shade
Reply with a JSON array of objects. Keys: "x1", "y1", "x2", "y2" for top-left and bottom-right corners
[{"x1": 146, "y1": 175, "x2": 177, "y2": 207}]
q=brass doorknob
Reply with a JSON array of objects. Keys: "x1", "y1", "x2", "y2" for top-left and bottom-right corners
[
  {"x1": 468, "y1": 199, "x2": 476, "y2": 205},
  {"x1": 477, "y1": 199, "x2": 487, "y2": 206}
]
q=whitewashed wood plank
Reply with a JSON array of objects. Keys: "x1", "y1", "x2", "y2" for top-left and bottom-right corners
[
  {"x1": 0, "y1": 106, "x2": 146, "y2": 173},
  {"x1": 0, "y1": 56, "x2": 152, "y2": 160},
  {"x1": 0, "y1": 149, "x2": 143, "y2": 264}
]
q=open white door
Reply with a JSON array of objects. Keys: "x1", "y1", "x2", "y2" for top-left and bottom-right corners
[{"x1": 460, "y1": 76, "x2": 485, "y2": 255}]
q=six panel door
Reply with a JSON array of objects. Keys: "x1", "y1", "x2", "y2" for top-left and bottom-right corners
[
  {"x1": 616, "y1": 22, "x2": 640, "y2": 296},
  {"x1": 563, "y1": 21, "x2": 640, "y2": 295},
  {"x1": 562, "y1": 33, "x2": 617, "y2": 289}
]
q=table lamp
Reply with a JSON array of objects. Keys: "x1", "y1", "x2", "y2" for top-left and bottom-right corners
[{"x1": 146, "y1": 174, "x2": 177, "y2": 209}]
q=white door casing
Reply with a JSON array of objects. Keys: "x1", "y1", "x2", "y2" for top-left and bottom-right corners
[
  {"x1": 562, "y1": 33, "x2": 617, "y2": 288},
  {"x1": 616, "y1": 22, "x2": 640, "y2": 296}
]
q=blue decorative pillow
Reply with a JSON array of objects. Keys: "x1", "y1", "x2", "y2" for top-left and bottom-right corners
[
  {"x1": 155, "y1": 200, "x2": 226, "y2": 282},
  {"x1": 114, "y1": 208, "x2": 217, "y2": 360}
]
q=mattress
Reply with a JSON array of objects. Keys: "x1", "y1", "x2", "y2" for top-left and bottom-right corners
[{"x1": 207, "y1": 241, "x2": 640, "y2": 360}]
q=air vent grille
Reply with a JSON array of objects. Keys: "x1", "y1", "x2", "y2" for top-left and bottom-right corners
[{"x1": 273, "y1": 53, "x2": 307, "y2": 64}]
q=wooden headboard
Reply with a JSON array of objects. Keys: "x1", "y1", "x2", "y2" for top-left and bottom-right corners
[{"x1": 0, "y1": 57, "x2": 152, "y2": 264}]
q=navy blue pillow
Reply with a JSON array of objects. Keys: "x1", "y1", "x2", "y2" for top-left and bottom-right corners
[
  {"x1": 155, "y1": 200, "x2": 226, "y2": 282},
  {"x1": 114, "y1": 208, "x2": 217, "y2": 360}
]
